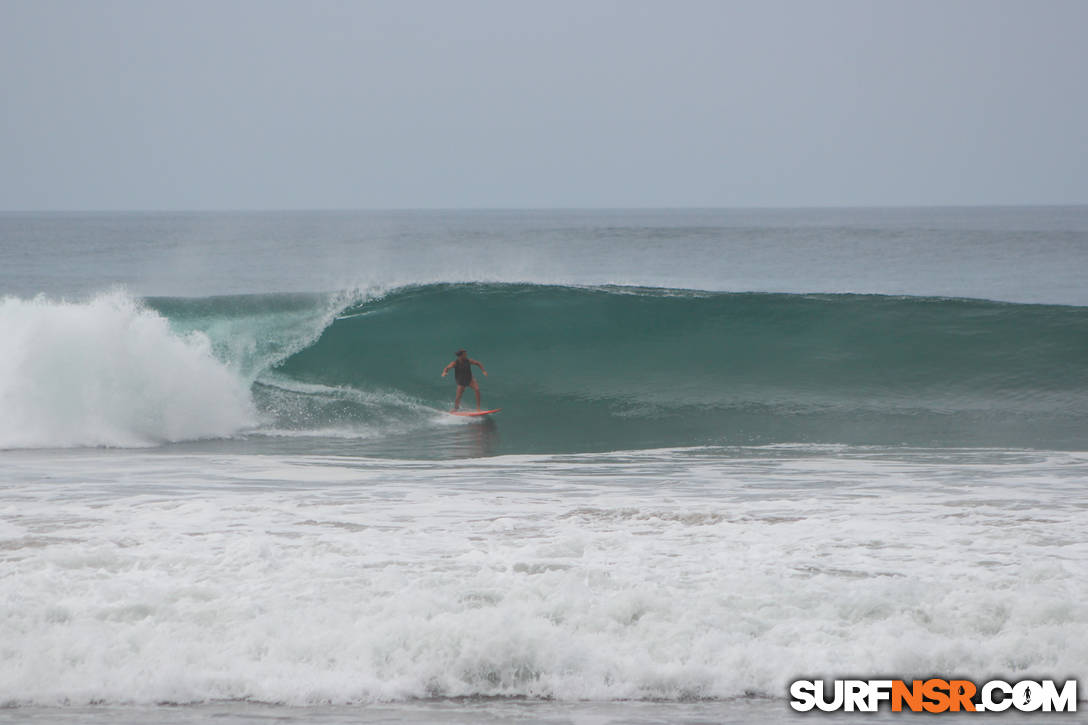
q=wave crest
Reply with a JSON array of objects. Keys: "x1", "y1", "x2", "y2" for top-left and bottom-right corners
[{"x1": 5, "y1": 284, "x2": 1087, "y2": 451}]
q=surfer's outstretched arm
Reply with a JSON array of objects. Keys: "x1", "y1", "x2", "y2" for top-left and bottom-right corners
[
  {"x1": 441, "y1": 360, "x2": 455, "y2": 377},
  {"x1": 470, "y1": 359, "x2": 488, "y2": 376}
]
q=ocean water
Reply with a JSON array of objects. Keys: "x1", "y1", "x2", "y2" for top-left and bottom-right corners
[{"x1": 1, "y1": 208, "x2": 1086, "y2": 723}]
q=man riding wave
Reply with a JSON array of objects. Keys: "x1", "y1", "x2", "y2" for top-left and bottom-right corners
[{"x1": 441, "y1": 349, "x2": 488, "y2": 411}]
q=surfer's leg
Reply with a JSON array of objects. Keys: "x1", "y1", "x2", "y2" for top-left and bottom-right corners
[
  {"x1": 454, "y1": 385, "x2": 465, "y2": 410},
  {"x1": 470, "y1": 380, "x2": 481, "y2": 410}
]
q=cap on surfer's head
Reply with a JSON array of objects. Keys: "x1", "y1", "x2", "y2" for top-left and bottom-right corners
[{"x1": 456, "y1": 349, "x2": 466, "y2": 357}]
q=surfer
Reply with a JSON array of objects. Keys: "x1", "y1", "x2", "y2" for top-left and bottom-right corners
[{"x1": 441, "y1": 349, "x2": 488, "y2": 411}]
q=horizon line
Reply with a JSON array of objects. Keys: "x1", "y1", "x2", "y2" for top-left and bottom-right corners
[{"x1": 2, "y1": 202, "x2": 1087, "y2": 214}]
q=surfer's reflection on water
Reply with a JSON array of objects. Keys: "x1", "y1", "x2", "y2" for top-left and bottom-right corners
[
  {"x1": 314, "y1": 416, "x2": 502, "y2": 459},
  {"x1": 444, "y1": 417, "x2": 500, "y2": 458}
]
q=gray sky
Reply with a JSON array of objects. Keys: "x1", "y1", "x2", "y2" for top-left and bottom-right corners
[{"x1": 2, "y1": 0, "x2": 1086, "y2": 210}]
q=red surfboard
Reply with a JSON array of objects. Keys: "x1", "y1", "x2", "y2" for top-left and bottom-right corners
[{"x1": 449, "y1": 408, "x2": 502, "y2": 417}]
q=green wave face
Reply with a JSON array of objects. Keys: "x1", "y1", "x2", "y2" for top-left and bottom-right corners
[{"x1": 150, "y1": 284, "x2": 1088, "y2": 454}]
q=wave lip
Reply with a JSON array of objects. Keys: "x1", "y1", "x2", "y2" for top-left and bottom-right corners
[{"x1": 0, "y1": 291, "x2": 256, "y2": 449}]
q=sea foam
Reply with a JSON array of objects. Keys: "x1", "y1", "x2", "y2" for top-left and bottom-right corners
[
  {"x1": 0, "y1": 291, "x2": 256, "y2": 448},
  {"x1": 1, "y1": 449, "x2": 1085, "y2": 706}
]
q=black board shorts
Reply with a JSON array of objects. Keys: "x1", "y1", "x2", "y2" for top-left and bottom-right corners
[{"x1": 455, "y1": 372, "x2": 473, "y2": 386}]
